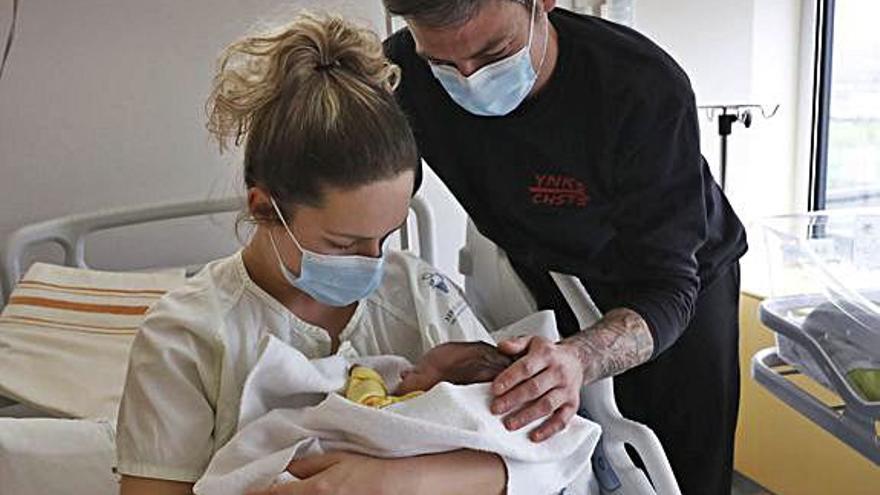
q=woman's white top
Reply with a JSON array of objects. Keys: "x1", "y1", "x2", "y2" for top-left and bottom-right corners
[{"x1": 115, "y1": 250, "x2": 492, "y2": 482}]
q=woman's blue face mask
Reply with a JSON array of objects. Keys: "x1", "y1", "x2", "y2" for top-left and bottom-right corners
[
  {"x1": 428, "y1": 0, "x2": 548, "y2": 117},
  {"x1": 268, "y1": 198, "x2": 385, "y2": 307}
]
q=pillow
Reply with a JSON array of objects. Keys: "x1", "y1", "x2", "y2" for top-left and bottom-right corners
[{"x1": 0, "y1": 263, "x2": 185, "y2": 420}]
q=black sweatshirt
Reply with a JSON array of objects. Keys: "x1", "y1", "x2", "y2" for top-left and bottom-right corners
[{"x1": 385, "y1": 9, "x2": 747, "y2": 358}]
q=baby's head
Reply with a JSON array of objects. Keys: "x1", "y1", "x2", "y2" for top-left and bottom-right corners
[{"x1": 396, "y1": 342, "x2": 513, "y2": 395}]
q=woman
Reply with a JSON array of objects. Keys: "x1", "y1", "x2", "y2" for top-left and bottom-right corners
[{"x1": 115, "y1": 13, "x2": 509, "y2": 495}]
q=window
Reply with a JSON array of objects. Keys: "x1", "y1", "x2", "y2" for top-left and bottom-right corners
[{"x1": 811, "y1": 0, "x2": 880, "y2": 210}]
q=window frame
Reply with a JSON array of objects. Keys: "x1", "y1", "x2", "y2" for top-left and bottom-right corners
[{"x1": 808, "y1": 0, "x2": 836, "y2": 211}]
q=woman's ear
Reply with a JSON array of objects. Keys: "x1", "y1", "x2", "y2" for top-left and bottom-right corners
[
  {"x1": 542, "y1": 0, "x2": 557, "y2": 13},
  {"x1": 247, "y1": 187, "x2": 277, "y2": 224}
]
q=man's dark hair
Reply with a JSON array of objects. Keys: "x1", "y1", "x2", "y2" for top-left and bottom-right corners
[{"x1": 383, "y1": 0, "x2": 528, "y2": 28}]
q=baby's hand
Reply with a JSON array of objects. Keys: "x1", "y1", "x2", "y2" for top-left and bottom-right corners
[{"x1": 395, "y1": 365, "x2": 430, "y2": 395}]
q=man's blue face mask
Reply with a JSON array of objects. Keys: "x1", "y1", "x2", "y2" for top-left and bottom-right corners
[
  {"x1": 268, "y1": 197, "x2": 385, "y2": 307},
  {"x1": 428, "y1": 0, "x2": 548, "y2": 117}
]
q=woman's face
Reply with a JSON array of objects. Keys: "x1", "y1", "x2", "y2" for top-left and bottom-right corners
[{"x1": 259, "y1": 171, "x2": 415, "y2": 271}]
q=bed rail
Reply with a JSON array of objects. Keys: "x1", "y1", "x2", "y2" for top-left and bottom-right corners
[{"x1": 1, "y1": 195, "x2": 435, "y2": 306}]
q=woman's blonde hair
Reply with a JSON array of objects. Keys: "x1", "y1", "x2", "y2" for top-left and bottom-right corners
[{"x1": 207, "y1": 12, "x2": 418, "y2": 220}]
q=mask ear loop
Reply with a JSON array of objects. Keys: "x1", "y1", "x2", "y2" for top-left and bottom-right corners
[
  {"x1": 526, "y1": 0, "x2": 538, "y2": 48},
  {"x1": 269, "y1": 197, "x2": 306, "y2": 254},
  {"x1": 266, "y1": 229, "x2": 287, "y2": 267},
  {"x1": 535, "y1": 7, "x2": 550, "y2": 74},
  {"x1": 527, "y1": 0, "x2": 550, "y2": 76}
]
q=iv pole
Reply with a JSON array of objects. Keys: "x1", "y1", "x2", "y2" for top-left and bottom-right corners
[{"x1": 698, "y1": 104, "x2": 780, "y2": 191}]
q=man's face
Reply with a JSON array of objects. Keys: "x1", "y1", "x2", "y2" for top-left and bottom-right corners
[{"x1": 408, "y1": 0, "x2": 540, "y2": 77}]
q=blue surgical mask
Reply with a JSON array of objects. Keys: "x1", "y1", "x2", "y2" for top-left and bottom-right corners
[
  {"x1": 429, "y1": 0, "x2": 548, "y2": 117},
  {"x1": 268, "y1": 198, "x2": 385, "y2": 307}
]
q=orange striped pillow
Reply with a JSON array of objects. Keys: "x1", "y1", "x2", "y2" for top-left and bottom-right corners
[{"x1": 0, "y1": 263, "x2": 185, "y2": 419}]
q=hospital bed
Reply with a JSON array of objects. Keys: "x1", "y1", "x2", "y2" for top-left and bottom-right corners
[{"x1": 0, "y1": 196, "x2": 679, "y2": 495}]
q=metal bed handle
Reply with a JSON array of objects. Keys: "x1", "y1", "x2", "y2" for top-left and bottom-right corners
[
  {"x1": 551, "y1": 273, "x2": 682, "y2": 495},
  {"x1": 402, "y1": 193, "x2": 436, "y2": 266},
  {"x1": 1, "y1": 197, "x2": 243, "y2": 304}
]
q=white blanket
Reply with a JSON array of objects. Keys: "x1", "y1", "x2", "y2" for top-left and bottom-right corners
[
  {"x1": 195, "y1": 330, "x2": 600, "y2": 495},
  {"x1": 0, "y1": 418, "x2": 117, "y2": 495}
]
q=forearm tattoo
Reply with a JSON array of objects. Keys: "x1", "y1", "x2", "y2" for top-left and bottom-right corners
[{"x1": 561, "y1": 308, "x2": 654, "y2": 383}]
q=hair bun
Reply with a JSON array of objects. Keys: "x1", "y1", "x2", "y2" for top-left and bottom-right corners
[
  {"x1": 306, "y1": 14, "x2": 400, "y2": 90},
  {"x1": 314, "y1": 59, "x2": 342, "y2": 72},
  {"x1": 206, "y1": 12, "x2": 401, "y2": 152}
]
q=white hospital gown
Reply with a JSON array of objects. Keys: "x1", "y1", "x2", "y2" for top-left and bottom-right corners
[{"x1": 115, "y1": 250, "x2": 493, "y2": 483}]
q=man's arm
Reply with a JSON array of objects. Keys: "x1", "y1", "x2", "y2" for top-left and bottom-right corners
[{"x1": 561, "y1": 308, "x2": 654, "y2": 383}]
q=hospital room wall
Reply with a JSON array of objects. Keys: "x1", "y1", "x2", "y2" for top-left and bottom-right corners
[
  {"x1": 636, "y1": 0, "x2": 807, "y2": 295},
  {"x1": 0, "y1": 0, "x2": 475, "y2": 282}
]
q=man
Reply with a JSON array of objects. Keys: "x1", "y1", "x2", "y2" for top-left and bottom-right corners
[{"x1": 383, "y1": 1, "x2": 748, "y2": 493}]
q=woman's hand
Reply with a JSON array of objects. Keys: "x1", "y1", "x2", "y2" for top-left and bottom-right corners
[
  {"x1": 246, "y1": 452, "x2": 398, "y2": 495},
  {"x1": 246, "y1": 449, "x2": 505, "y2": 495},
  {"x1": 491, "y1": 335, "x2": 587, "y2": 442}
]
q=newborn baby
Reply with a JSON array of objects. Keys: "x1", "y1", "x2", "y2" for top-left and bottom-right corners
[
  {"x1": 345, "y1": 342, "x2": 513, "y2": 407},
  {"x1": 195, "y1": 318, "x2": 600, "y2": 495}
]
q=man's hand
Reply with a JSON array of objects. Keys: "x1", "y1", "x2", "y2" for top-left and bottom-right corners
[
  {"x1": 491, "y1": 308, "x2": 654, "y2": 442},
  {"x1": 491, "y1": 336, "x2": 586, "y2": 442}
]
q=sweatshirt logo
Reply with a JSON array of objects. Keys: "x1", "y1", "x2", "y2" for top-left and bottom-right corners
[{"x1": 529, "y1": 174, "x2": 590, "y2": 207}]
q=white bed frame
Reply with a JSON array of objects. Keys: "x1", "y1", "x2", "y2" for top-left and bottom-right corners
[{"x1": 0, "y1": 195, "x2": 679, "y2": 495}]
